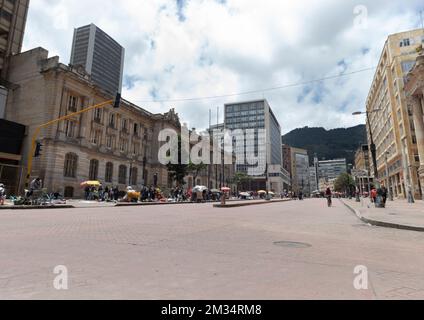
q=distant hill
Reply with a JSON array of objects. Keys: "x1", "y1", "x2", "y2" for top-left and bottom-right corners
[{"x1": 282, "y1": 125, "x2": 367, "y2": 165}]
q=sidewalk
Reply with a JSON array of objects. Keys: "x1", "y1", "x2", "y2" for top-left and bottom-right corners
[{"x1": 341, "y1": 198, "x2": 424, "y2": 232}]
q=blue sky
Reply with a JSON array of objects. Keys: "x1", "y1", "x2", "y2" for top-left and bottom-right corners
[{"x1": 23, "y1": 0, "x2": 424, "y2": 134}]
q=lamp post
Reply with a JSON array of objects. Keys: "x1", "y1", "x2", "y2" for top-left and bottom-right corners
[{"x1": 353, "y1": 110, "x2": 382, "y2": 182}]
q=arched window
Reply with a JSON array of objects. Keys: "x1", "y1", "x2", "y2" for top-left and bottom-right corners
[
  {"x1": 64, "y1": 153, "x2": 78, "y2": 178},
  {"x1": 119, "y1": 165, "x2": 127, "y2": 185},
  {"x1": 105, "y1": 162, "x2": 114, "y2": 183},
  {"x1": 89, "y1": 159, "x2": 99, "y2": 181},
  {"x1": 130, "y1": 167, "x2": 138, "y2": 186}
]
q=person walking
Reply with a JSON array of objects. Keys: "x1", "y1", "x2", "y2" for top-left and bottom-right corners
[
  {"x1": 0, "y1": 183, "x2": 5, "y2": 205},
  {"x1": 325, "y1": 187, "x2": 332, "y2": 207},
  {"x1": 371, "y1": 188, "x2": 377, "y2": 204}
]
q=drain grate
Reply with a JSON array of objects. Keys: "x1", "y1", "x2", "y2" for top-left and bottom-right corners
[{"x1": 273, "y1": 241, "x2": 312, "y2": 249}]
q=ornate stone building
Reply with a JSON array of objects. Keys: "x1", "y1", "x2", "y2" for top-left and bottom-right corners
[
  {"x1": 4, "y1": 47, "x2": 181, "y2": 197},
  {"x1": 405, "y1": 51, "x2": 424, "y2": 200}
]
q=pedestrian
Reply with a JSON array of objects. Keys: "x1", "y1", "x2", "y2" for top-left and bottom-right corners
[
  {"x1": 371, "y1": 188, "x2": 377, "y2": 203},
  {"x1": 381, "y1": 185, "x2": 388, "y2": 206},
  {"x1": 0, "y1": 183, "x2": 5, "y2": 206},
  {"x1": 113, "y1": 186, "x2": 119, "y2": 201},
  {"x1": 98, "y1": 185, "x2": 104, "y2": 202},
  {"x1": 84, "y1": 186, "x2": 90, "y2": 200}
]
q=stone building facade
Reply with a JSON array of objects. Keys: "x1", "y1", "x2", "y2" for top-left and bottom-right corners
[
  {"x1": 405, "y1": 52, "x2": 424, "y2": 200},
  {"x1": 4, "y1": 47, "x2": 182, "y2": 198}
]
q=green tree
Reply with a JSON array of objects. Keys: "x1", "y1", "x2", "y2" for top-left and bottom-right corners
[
  {"x1": 231, "y1": 172, "x2": 252, "y2": 192},
  {"x1": 334, "y1": 173, "x2": 356, "y2": 193},
  {"x1": 187, "y1": 162, "x2": 208, "y2": 186},
  {"x1": 166, "y1": 135, "x2": 188, "y2": 187}
]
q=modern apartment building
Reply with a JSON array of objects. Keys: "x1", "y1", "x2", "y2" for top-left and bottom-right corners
[
  {"x1": 365, "y1": 29, "x2": 424, "y2": 200},
  {"x1": 0, "y1": 0, "x2": 29, "y2": 80},
  {"x1": 70, "y1": 24, "x2": 125, "y2": 95},
  {"x1": 318, "y1": 159, "x2": 347, "y2": 181},
  {"x1": 224, "y1": 99, "x2": 286, "y2": 193}
]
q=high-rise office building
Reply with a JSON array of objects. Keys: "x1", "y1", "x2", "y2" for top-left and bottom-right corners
[
  {"x1": 0, "y1": 0, "x2": 29, "y2": 80},
  {"x1": 224, "y1": 99, "x2": 286, "y2": 193},
  {"x1": 318, "y1": 159, "x2": 347, "y2": 181},
  {"x1": 365, "y1": 29, "x2": 424, "y2": 200},
  {"x1": 70, "y1": 24, "x2": 125, "y2": 95},
  {"x1": 290, "y1": 147, "x2": 310, "y2": 195}
]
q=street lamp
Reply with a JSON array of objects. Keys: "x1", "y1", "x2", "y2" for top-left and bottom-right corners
[{"x1": 352, "y1": 109, "x2": 382, "y2": 182}]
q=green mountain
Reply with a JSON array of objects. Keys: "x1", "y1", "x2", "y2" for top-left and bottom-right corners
[{"x1": 282, "y1": 125, "x2": 367, "y2": 165}]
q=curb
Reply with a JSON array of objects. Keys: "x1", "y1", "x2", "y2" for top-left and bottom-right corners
[
  {"x1": 0, "y1": 205, "x2": 75, "y2": 210},
  {"x1": 340, "y1": 199, "x2": 424, "y2": 233},
  {"x1": 214, "y1": 199, "x2": 291, "y2": 208}
]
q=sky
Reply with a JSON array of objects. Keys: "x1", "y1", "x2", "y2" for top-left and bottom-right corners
[{"x1": 23, "y1": 0, "x2": 424, "y2": 134}]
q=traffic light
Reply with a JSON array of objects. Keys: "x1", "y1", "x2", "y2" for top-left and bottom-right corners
[
  {"x1": 114, "y1": 92, "x2": 121, "y2": 108},
  {"x1": 34, "y1": 142, "x2": 43, "y2": 158}
]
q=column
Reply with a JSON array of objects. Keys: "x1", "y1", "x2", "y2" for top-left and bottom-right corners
[{"x1": 413, "y1": 94, "x2": 424, "y2": 199}]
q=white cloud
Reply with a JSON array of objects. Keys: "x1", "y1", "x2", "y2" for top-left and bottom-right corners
[{"x1": 23, "y1": 0, "x2": 424, "y2": 133}]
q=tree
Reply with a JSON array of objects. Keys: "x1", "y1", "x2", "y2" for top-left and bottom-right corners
[
  {"x1": 231, "y1": 172, "x2": 252, "y2": 192},
  {"x1": 187, "y1": 162, "x2": 208, "y2": 186},
  {"x1": 334, "y1": 173, "x2": 356, "y2": 193},
  {"x1": 166, "y1": 135, "x2": 188, "y2": 187}
]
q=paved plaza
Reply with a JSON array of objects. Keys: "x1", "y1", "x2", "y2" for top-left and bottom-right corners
[{"x1": 1, "y1": 199, "x2": 424, "y2": 300}]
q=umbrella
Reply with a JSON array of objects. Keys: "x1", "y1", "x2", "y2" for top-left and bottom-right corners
[
  {"x1": 193, "y1": 186, "x2": 208, "y2": 192},
  {"x1": 258, "y1": 190, "x2": 267, "y2": 194},
  {"x1": 240, "y1": 192, "x2": 250, "y2": 197},
  {"x1": 221, "y1": 187, "x2": 231, "y2": 192},
  {"x1": 80, "y1": 181, "x2": 101, "y2": 187},
  {"x1": 268, "y1": 191, "x2": 275, "y2": 196}
]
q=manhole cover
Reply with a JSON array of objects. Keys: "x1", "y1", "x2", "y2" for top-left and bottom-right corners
[
  {"x1": 388, "y1": 213, "x2": 397, "y2": 216},
  {"x1": 273, "y1": 241, "x2": 312, "y2": 249}
]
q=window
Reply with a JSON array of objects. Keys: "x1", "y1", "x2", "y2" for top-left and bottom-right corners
[
  {"x1": 68, "y1": 95, "x2": 78, "y2": 112},
  {"x1": 65, "y1": 120, "x2": 76, "y2": 138},
  {"x1": 132, "y1": 143, "x2": 140, "y2": 155},
  {"x1": 90, "y1": 130, "x2": 102, "y2": 145},
  {"x1": 122, "y1": 119, "x2": 128, "y2": 132},
  {"x1": 134, "y1": 123, "x2": 139, "y2": 136},
  {"x1": 64, "y1": 153, "x2": 78, "y2": 178},
  {"x1": 89, "y1": 159, "x2": 99, "y2": 181},
  {"x1": 106, "y1": 135, "x2": 115, "y2": 149},
  {"x1": 401, "y1": 61, "x2": 415, "y2": 74},
  {"x1": 94, "y1": 109, "x2": 102, "y2": 123},
  {"x1": 109, "y1": 114, "x2": 116, "y2": 128},
  {"x1": 105, "y1": 162, "x2": 114, "y2": 183},
  {"x1": 400, "y1": 38, "x2": 410, "y2": 47},
  {"x1": 130, "y1": 167, "x2": 138, "y2": 186},
  {"x1": 119, "y1": 138, "x2": 128, "y2": 153},
  {"x1": 0, "y1": 9, "x2": 13, "y2": 22},
  {"x1": 119, "y1": 165, "x2": 127, "y2": 184}
]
